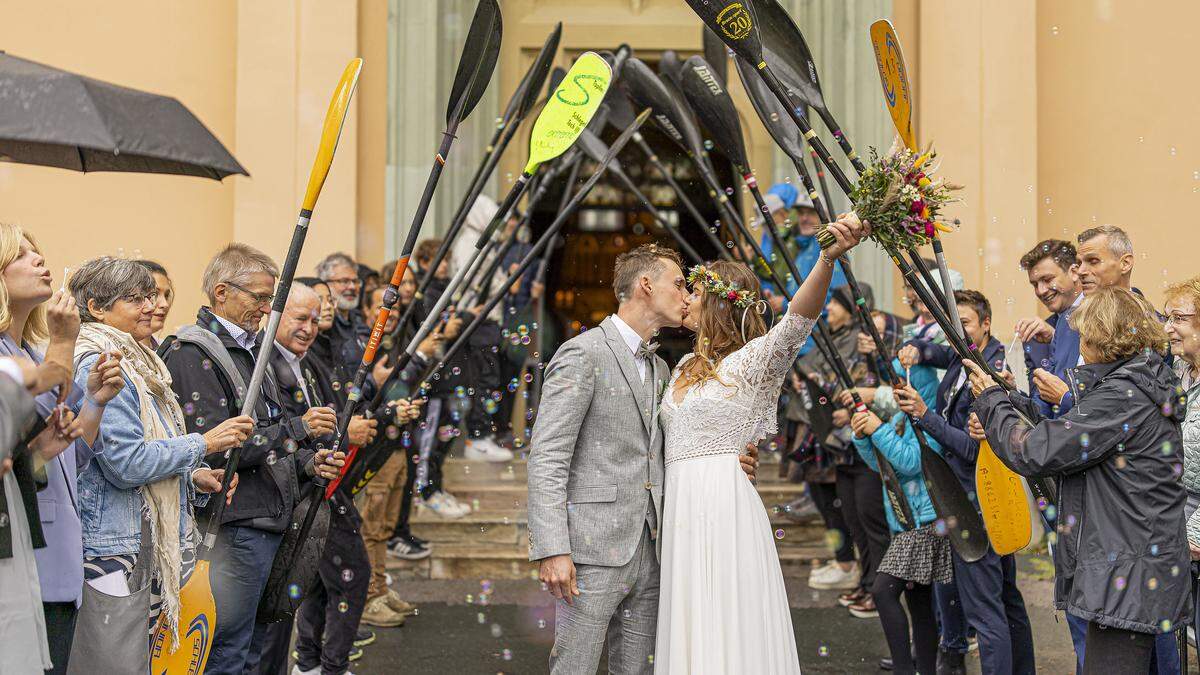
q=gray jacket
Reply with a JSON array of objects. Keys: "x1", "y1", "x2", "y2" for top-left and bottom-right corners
[
  {"x1": 1174, "y1": 359, "x2": 1200, "y2": 544},
  {"x1": 975, "y1": 352, "x2": 1190, "y2": 634},
  {"x1": 527, "y1": 317, "x2": 668, "y2": 566}
]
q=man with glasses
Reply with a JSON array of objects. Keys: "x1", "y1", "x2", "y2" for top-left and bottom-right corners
[{"x1": 161, "y1": 243, "x2": 341, "y2": 674}]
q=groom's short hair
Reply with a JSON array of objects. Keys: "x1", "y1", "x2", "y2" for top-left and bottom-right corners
[{"x1": 612, "y1": 243, "x2": 682, "y2": 304}]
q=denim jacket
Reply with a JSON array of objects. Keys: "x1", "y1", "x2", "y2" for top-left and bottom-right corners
[{"x1": 75, "y1": 352, "x2": 208, "y2": 557}]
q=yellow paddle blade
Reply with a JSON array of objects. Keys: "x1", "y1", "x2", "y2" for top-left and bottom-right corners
[
  {"x1": 976, "y1": 440, "x2": 1033, "y2": 555},
  {"x1": 301, "y1": 58, "x2": 365, "y2": 212},
  {"x1": 151, "y1": 559, "x2": 216, "y2": 674},
  {"x1": 869, "y1": 20, "x2": 917, "y2": 153},
  {"x1": 524, "y1": 51, "x2": 611, "y2": 175}
]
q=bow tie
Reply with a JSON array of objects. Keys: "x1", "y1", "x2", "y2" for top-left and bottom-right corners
[{"x1": 636, "y1": 341, "x2": 659, "y2": 360}]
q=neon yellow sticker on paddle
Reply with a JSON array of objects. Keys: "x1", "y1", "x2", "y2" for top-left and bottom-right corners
[{"x1": 525, "y1": 51, "x2": 611, "y2": 174}]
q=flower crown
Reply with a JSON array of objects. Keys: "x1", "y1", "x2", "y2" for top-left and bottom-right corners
[{"x1": 687, "y1": 265, "x2": 756, "y2": 308}]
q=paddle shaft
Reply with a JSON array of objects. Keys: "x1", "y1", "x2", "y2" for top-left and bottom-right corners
[
  {"x1": 631, "y1": 132, "x2": 733, "y2": 260},
  {"x1": 606, "y1": 163, "x2": 704, "y2": 264}
]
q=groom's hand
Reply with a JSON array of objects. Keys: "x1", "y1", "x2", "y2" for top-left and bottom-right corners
[
  {"x1": 739, "y1": 442, "x2": 760, "y2": 483},
  {"x1": 539, "y1": 554, "x2": 578, "y2": 605}
]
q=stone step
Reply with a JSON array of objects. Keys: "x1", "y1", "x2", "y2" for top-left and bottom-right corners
[
  {"x1": 408, "y1": 508, "x2": 828, "y2": 549},
  {"x1": 442, "y1": 457, "x2": 795, "y2": 486},
  {"x1": 386, "y1": 541, "x2": 835, "y2": 581},
  {"x1": 440, "y1": 482, "x2": 810, "y2": 512}
]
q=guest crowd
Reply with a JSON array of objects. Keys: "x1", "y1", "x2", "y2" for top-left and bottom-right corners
[
  {"x1": 1, "y1": 180, "x2": 1198, "y2": 675},
  {"x1": 0, "y1": 193, "x2": 543, "y2": 674}
]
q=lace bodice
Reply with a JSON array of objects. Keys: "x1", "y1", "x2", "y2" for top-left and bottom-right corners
[{"x1": 660, "y1": 312, "x2": 816, "y2": 465}]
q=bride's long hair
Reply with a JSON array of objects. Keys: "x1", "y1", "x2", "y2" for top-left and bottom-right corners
[{"x1": 676, "y1": 260, "x2": 768, "y2": 390}]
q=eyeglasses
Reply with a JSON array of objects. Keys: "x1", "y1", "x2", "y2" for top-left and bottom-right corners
[
  {"x1": 1165, "y1": 313, "x2": 1196, "y2": 326},
  {"x1": 224, "y1": 280, "x2": 275, "y2": 305},
  {"x1": 119, "y1": 291, "x2": 158, "y2": 306},
  {"x1": 325, "y1": 277, "x2": 361, "y2": 288}
]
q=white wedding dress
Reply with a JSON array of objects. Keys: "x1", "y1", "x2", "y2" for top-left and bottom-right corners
[{"x1": 654, "y1": 312, "x2": 813, "y2": 675}]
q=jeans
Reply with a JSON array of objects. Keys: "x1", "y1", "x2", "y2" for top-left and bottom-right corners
[
  {"x1": 1083, "y1": 621, "x2": 1154, "y2": 674},
  {"x1": 295, "y1": 513, "x2": 371, "y2": 675},
  {"x1": 206, "y1": 525, "x2": 283, "y2": 675},
  {"x1": 953, "y1": 548, "x2": 1036, "y2": 674},
  {"x1": 934, "y1": 575, "x2": 969, "y2": 654},
  {"x1": 836, "y1": 462, "x2": 891, "y2": 591}
]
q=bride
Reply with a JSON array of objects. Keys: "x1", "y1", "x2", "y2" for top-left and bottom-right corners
[{"x1": 654, "y1": 214, "x2": 868, "y2": 674}]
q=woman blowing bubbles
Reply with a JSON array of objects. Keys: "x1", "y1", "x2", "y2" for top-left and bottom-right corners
[{"x1": 965, "y1": 286, "x2": 1189, "y2": 674}]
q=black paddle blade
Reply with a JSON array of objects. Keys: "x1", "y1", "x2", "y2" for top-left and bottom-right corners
[
  {"x1": 754, "y1": 0, "x2": 826, "y2": 113},
  {"x1": 604, "y1": 86, "x2": 639, "y2": 130},
  {"x1": 445, "y1": 0, "x2": 503, "y2": 126},
  {"x1": 734, "y1": 54, "x2": 806, "y2": 162},
  {"x1": 659, "y1": 49, "x2": 685, "y2": 89},
  {"x1": 620, "y1": 58, "x2": 701, "y2": 157},
  {"x1": 921, "y1": 447, "x2": 991, "y2": 562},
  {"x1": 703, "y1": 26, "x2": 730, "y2": 83},
  {"x1": 679, "y1": 55, "x2": 748, "y2": 169},
  {"x1": 680, "y1": 0, "x2": 765, "y2": 66},
  {"x1": 546, "y1": 66, "x2": 567, "y2": 99},
  {"x1": 515, "y1": 22, "x2": 563, "y2": 121}
]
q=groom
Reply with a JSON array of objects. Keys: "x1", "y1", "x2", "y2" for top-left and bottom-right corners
[{"x1": 528, "y1": 243, "x2": 756, "y2": 673}]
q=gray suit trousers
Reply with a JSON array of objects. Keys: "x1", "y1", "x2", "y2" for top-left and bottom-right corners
[{"x1": 549, "y1": 523, "x2": 660, "y2": 675}]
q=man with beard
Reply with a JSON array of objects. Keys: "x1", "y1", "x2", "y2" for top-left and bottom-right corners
[{"x1": 316, "y1": 252, "x2": 371, "y2": 383}]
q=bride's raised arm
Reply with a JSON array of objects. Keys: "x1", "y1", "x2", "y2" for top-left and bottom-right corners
[{"x1": 787, "y1": 213, "x2": 869, "y2": 318}]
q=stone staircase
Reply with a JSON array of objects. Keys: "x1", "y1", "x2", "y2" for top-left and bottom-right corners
[{"x1": 388, "y1": 457, "x2": 832, "y2": 581}]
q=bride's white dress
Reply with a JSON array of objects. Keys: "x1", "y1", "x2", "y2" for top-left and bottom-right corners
[{"x1": 654, "y1": 312, "x2": 813, "y2": 674}]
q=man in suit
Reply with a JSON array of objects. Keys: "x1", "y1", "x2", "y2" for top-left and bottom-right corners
[
  {"x1": 1014, "y1": 239, "x2": 1082, "y2": 418},
  {"x1": 527, "y1": 243, "x2": 757, "y2": 674}
]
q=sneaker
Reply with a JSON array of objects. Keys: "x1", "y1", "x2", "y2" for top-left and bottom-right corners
[
  {"x1": 353, "y1": 628, "x2": 376, "y2": 647},
  {"x1": 439, "y1": 490, "x2": 472, "y2": 516},
  {"x1": 386, "y1": 588, "x2": 418, "y2": 616},
  {"x1": 848, "y1": 594, "x2": 878, "y2": 619},
  {"x1": 837, "y1": 587, "x2": 866, "y2": 608},
  {"x1": 809, "y1": 562, "x2": 861, "y2": 590},
  {"x1": 360, "y1": 595, "x2": 406, "y2": 627},
  {"x1": 407, "y1": 533, "x2": 429, "y2": 547},
  {"x1": 422, "y1": 491, "x2": 467, "y2": 520},
  {"x1": 806, "y1": 561, "x2": 837, "y2": 587},
  {"x1": 935, "y1": 648, "x2": 966, "y2": 675},
  {"x1": 464, "y1": 436, "x2": 514, "y2": 462},
  {"x1": 879, "y1": 657, "x2": 894, "y2": 671},
  {"x1": 780, "y1": 495, "x2": 818, "y2": 521},
  {"x1": 387, "y1": 536, "x2": 432, "y2": 560},
  {"x1": 348, "y1": 646, "x2": 363, "y2": 662},
  {"x1": 291, "y1": 666, "x2": 319, "y2": 675}
]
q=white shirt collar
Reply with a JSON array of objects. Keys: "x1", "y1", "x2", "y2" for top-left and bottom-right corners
[
  {"x1": 1063, "y1": 292, "x2": 1085, "y2": 319},
  {"x1": 609, "y1": 314, "x2": 643, "y2": 356},
  {"x1": 213, "y1": 313, "x2": 257, "y2": 351},
  {"x1": 274, "y1": 341, "x2": 303, "y2": 365}
]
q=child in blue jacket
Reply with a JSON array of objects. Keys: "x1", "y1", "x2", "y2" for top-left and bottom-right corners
[{"x1": 851, "y1": 361, "x2": 949, "y2": 675}]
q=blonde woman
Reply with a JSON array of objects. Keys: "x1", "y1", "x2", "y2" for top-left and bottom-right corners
[
  {"x1": 967, "y1": 286, "x2": 1189, "y2": 673},
  {"x1": 654, "y1": 215, "x2": 867, "y2": 673}
]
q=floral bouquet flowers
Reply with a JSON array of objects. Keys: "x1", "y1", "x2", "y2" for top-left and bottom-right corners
[{"x1": 817, "y1": 143, "x2": 961, "y2": 251}]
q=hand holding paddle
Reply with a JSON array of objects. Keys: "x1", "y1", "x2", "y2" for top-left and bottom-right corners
[{"x1": 963, "y1": 359, "x2": 1002, "y2": 397}]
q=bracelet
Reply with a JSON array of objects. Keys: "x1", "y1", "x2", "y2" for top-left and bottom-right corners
[{"x1": 819, "y1": 253, "x2": 837, "y2": 268}]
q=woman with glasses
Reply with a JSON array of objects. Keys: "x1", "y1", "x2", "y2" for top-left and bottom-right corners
[
  {"x1": 1163, "y1": 276, "x2": 1200, "y2": 642},
  {"x1": 68, "y1": 257, "x2": 254, "y2": 640}
]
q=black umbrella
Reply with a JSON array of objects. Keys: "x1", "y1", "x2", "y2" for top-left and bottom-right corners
[{"x1": 0, "y1": 52, "x2": 246, "y2": 179}]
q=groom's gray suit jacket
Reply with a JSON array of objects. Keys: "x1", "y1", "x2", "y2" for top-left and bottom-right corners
[{"x1": 527, "y1": 316, "x2": 669, "y2": 567}]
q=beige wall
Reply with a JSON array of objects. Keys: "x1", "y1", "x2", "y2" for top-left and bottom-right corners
[
  {"x1": 899, "y1": 0, "x2": 1198, "y2": 336},
  {"x1": 0, "y1": 0, "x2": 387, "y2": 336}
]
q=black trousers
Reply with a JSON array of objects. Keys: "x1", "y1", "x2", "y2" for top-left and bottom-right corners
[
  {"x1": 808, "y1": 479, "x2": 854, "y2": 563},
  {"x1": 295, "y1": 512, "x2": 372, "y2": 675},
  {"x1": 836, "y1": 462, "x2": 891, "y2": 591},
  {"x1": 42, "y1": 601, "x2": 77, "y2": 674},
  {"x1": 1082, "y1": 621, "x2": 1155, "y2": 674},
  {"x1": 873, "y1": 572, "x2": 938, "y2": 675},
  {"x1": 394, "y1": 437, "x2": 421, "y2": 539}
]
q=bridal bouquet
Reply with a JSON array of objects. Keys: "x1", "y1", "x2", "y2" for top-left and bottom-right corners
[{"x1": 817, "y1": 144, "x2": 960, "y2": 251}]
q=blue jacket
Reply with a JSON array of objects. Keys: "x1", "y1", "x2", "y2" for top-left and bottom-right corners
[
  {"x1": 1032, "y1": 305, "x2": 1081, "y2": 418},
  {"x1": 76, "y1": 352, "x2": 208, "y2": 557},
  {"x1": 909, "y1": 336, "x2": 1005, "y2": 495},
  {"x1": 1023, "y1": 313, "x2": 1059, "y2": 394},
  {"x1": 759, "y1": 231, "x2": 846, "y2": 356},
  {"x1": 853, "y1": 361, "x2": 942, "y2": 532}
]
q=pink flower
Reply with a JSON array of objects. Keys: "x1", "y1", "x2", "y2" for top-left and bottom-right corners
[
  {"x1": 910, "y1": 199, "x2": 926, "y2": 215},
  {"x1": 924, "y1": 221, "x2": 935, "y2": 236},
  {"x1": 726, "y1": 290, "x2": 738, "y2": 301}
]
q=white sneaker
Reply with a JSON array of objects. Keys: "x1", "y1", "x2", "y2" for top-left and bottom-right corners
[
  {"x1": 464, "y1": 436, "x2": 514, "y2": 462},
  {"x1": 809, "y1": 562, "x2": 861, "y2": 590},
  {"x1": 807, "y1": 561, "x2": 839, "y2": 588},
  {"x1": 291, "y1": 666, "x2": 319, "y2": 675},
  {"x1": 440, "y1": 489, "x2": 472, "y2": 516},
  {"x1": 423, "y1": 491, "x2": 467, "y2": 520}
]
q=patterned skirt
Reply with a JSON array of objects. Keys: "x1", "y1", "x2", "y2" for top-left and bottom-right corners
[{"x1": 878, "y1": 525, "x2": 953, "y2": 586}]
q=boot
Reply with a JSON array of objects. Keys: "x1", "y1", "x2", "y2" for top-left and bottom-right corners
[{"x1": 935, "y1": 648, "x2": 966, "y2": 675}]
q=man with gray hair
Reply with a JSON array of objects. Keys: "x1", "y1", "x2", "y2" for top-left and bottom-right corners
[
  {"x1": 161, "y1": 243, "x2": 341, "y2": 674},
  {"x1": 1075, "y1": 224, "x2": 1134, "y2": 294}
]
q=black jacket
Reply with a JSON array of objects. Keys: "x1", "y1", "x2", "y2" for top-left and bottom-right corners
[
  {"x1": 161, "y1": 308, "x2": 311, "y2": 532},
  {"x1": 974, "y1": 352, "x2": 1191, "y2": 633}
]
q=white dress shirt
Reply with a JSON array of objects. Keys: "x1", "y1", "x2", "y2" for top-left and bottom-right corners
[
  {"x1": 213, "y1": 313, "x2": 258, "y2": 352},
  {"x1": 274, "y1": 342, "x2": 309, "y2": 406},
  {"x1": 609, "y1": 314, "x2": 648, "y2": 382}
]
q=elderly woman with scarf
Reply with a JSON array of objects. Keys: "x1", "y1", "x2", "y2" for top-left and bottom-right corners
[{"x1": 68, "y1": 257, "x2": 254, "y2": 642}]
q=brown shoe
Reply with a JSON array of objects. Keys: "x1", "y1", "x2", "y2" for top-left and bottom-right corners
[
  {"x1": 848, "y1": 593, "x2": 878, "y2": 619},
  {"x1": 361, "y1": 595, "x2": 406, "y2": 627},
  {"x1": 385, "y1": 588, "x2": 418, "y2": 616},
  {"x1": 837, "y1": 587, "x2": 866, "y2": 608}
]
